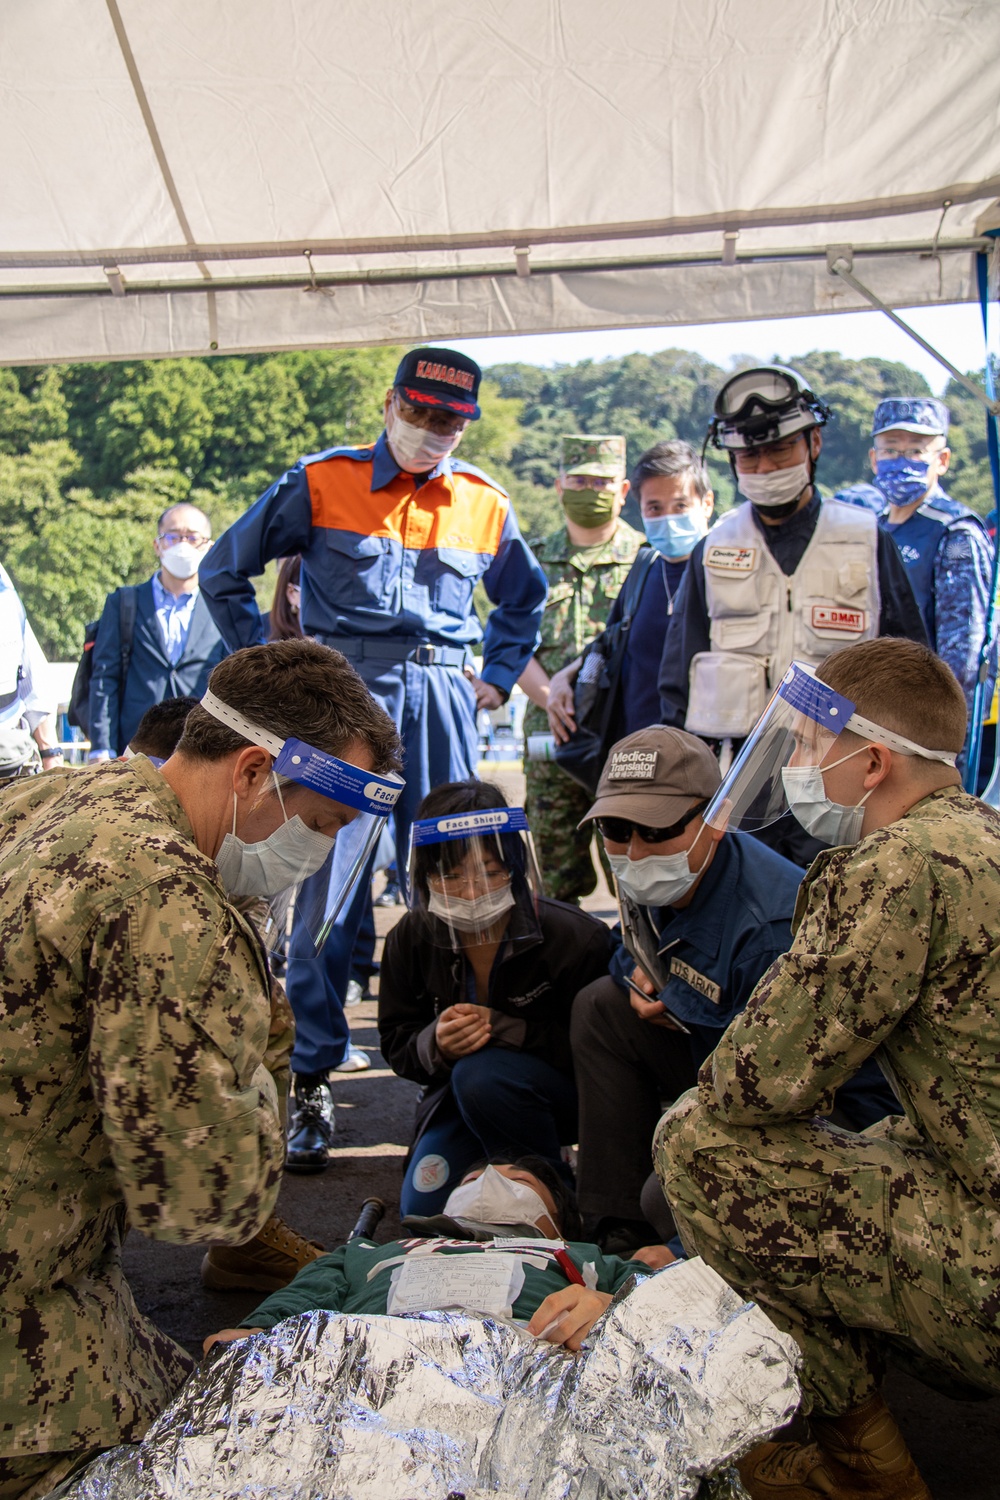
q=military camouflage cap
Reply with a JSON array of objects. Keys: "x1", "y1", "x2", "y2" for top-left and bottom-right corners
[
  {"x1": 560, "y1": 433, "x2": 627, "y2": 479},
  {"x1": 579, "y1": 725, "x2": 721, "y2": 828},
  {"x1": 872, "y1": 397, "x2": 949, "y2": 439}
]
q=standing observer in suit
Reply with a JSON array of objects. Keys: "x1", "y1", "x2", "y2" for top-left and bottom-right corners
[{"x1": 88, "y1": 504, "x2": 229, "y2": 759}]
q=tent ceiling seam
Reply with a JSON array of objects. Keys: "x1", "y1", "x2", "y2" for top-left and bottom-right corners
[
  {"x1": 5, "y1": 177, "x2": 1000, "y2": 271},
  {"x1": 104, "y1": 0, "x2": 213, "y2": 285},
  {"x1": 0, "y1": 241, "x2": 984, "y2": 300}
]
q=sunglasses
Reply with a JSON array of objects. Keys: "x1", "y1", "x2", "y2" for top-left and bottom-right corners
[{"x1": 596, "y1": 801, "x2": 707, "y2": 846}]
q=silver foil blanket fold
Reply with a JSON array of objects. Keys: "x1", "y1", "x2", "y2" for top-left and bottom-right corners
[{"x1": 54, "y1": 1258, "x2": 798, "y2": 1500}]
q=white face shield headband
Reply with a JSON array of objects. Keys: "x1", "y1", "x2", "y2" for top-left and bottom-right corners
[{"x1": 200, "y1": 689, "x2": 404, "y2": 949}]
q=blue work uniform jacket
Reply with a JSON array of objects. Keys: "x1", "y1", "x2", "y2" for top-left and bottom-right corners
[
  {"x1": 881, "y1": 484, "x2": 996, "y2": 722},
  {"x1": 199, "y1": 434, "x2": 547, "y2": 695},
  {"x1": 609, "y1": 830, "x2": 802, "y2": 1067}
]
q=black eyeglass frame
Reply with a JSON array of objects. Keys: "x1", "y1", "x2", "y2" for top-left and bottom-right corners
[{"x1": 595, "y1": 800, "x2": 708, "y2": 847}]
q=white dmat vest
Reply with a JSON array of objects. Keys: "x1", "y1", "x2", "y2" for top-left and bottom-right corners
[{"x1": 686, "y1": 499, "x2": 880, "y2": 738}]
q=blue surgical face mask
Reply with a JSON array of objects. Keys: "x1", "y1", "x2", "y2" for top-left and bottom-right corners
[
  {"x1": 874, "y1": 456, "x2": 932, "y2": 508},
  {"x1": 643, "y1": 510, "x2": 709, "y2": 560}
]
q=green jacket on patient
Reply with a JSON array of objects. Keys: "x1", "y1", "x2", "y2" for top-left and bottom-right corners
[{"x1": 239, "y1": 1236, "x2": 647, "y2": 1330}]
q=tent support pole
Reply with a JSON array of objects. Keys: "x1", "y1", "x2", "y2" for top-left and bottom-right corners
[{"x1": 828, "y1": 256, "x2": 1000, "y2": 416}]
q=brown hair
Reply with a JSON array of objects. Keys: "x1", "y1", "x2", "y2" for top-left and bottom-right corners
[
  {"x1": 177, "y1": 639, "x2": 402, "y2": 774},
  {"x1": 268, "y1": 555, "x2": 303, "y2": 642},
  {"x1": 818, "y1": 638, "x2": 967, "y2": 754}
]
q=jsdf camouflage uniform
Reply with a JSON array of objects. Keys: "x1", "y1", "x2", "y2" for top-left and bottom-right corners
[
  {"x1": 525, "y1": 518, "x2": 644, "y2": 902},
  {"x1": 0, "y1": 757, "x2": 288, "y2": 1472},
  {"x1": 654, "y1": 785, "x2": 1000, "y2": 1416}
]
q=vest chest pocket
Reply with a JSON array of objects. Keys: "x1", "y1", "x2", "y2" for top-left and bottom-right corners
[
  {"x1": 323, "y1": 531, "x2": 394, "y2": 609},
  {"x1": 431, "y1": 547, "x2": 482, "y2": 619}
]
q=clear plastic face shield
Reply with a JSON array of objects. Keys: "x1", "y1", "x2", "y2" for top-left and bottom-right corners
[
  {"x1": 406, "y1": 807, "x2": 542, "y2": 948},
  {"x1": 200, "y1": 690, "x2": 404, "y2": 953},
  {"x1": 702, "y1": 663, "x2": 957, "y2": 845}
]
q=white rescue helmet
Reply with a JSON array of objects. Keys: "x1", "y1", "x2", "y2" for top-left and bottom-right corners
[{"x1": 709, "y1": 365, "x2": 831, "y2": 451}]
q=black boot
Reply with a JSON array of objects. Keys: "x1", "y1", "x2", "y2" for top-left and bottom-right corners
[{"x1": 285, "y1": 1072, "x2": 335, "y2": 1174}]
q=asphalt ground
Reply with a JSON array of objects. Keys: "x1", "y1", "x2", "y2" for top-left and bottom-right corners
[{"x1": 123, "y1": 804, "x2": 999, "y2": 1497}]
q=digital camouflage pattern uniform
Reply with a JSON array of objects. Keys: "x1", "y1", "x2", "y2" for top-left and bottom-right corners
[
  {"x1": 654, "y1": 785, "x2": 1000, "y2": 1417},
  {"x1": 0, "y1": 756, "x2": 288, "y2": 1477},
  {"x1": 525, "y1": 435, "x2": 643, "y2": 902}
]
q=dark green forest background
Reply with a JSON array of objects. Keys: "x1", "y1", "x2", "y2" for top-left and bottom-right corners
[{"x1": 1, "y1": 343, "x2": 994, "y2": 660}]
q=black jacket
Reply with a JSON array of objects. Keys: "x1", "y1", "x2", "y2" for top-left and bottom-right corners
[{"x1": 378, "y1": 896, "x2": 617, "y2": 1140}]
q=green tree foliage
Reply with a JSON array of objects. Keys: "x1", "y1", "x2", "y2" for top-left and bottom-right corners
[{"x1": 0, "y1": 340, "x2": 994, "y2": 667}]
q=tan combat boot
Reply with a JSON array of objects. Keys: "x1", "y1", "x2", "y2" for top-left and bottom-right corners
[
  {"x1": 200, "y1": 1214, "x2": 325, "y2": 1293},
  {"x1": 811, "y1": 1393, "x2": 933, "y2": 1499},
  {"x1": 737, "y1": 1438, "x2": 839, "y2": 1497}
]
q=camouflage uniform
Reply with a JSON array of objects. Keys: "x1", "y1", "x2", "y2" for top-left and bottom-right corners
[
  {"x1": 654, "y1": 785, "x2": 1000, "y2": 1416},
  {"x1": 0, "y1": 757, "x2": 288, "y2": 1468},
  {"x1": 526, "y1": 436, "x2": 644, "y2": 903}
]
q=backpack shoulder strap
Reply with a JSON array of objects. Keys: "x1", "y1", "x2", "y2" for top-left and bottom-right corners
[
  {"x1": 118, "y1": 585, "x2": 138, "y2": 684},
  {"x1": 619, "y1": 547, "x2": 658, "y2": 625}
]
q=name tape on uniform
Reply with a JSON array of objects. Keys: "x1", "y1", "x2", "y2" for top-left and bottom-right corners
[
  {"x1": 607, "y1": 749, "x2": 658, "y2": 781},
  {"x1": 705, "y1": 545, "x2": 757, "y2": 574},
  {"x1": 669, "y1": 959, "x2": 722, "y2": 1005},
  {"x1": 811, "y1": 606, "x2": 867, "y2": 634}
]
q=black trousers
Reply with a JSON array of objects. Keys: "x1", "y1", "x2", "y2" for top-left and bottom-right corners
[{"x1": 570, "y1": 975, "x2": 698, "y2": 1224}]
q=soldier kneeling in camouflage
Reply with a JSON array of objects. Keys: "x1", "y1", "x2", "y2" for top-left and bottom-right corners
[
  {"x1": 655, "y1": 638, "x2": 1000, "y2": 1500},
  {"x1": 0, "y1": 640, "x2": 400, "y2": 1498}
]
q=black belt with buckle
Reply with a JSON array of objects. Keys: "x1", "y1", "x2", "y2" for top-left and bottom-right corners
[{"x1": 319, "y1": 637, "x2": 469, "y2": 669}]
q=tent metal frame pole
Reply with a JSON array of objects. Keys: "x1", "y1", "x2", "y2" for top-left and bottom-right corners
[{"x1": 828, "y1": 254, "x2": 1000, "y2": 416}]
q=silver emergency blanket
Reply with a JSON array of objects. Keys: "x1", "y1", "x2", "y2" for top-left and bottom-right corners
[{"x1": 55, "y1": 1258, "x2": 799, "y2": 1500}]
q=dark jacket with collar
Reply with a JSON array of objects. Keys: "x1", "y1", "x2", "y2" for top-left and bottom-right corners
[
  {"x1": 378, "y1": 895, "x2": 617, "y2": 1141},
  {"x1": 88, "y1": 577, "x2": 229, "y2": 755},
  {"x1": 609, "y1": 830, "x2": 802, "y2": 1065}
]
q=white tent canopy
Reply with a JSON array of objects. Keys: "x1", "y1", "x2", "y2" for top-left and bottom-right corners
[{"x1": 3, "y1": 0, "x2": 999, "y2": 365}]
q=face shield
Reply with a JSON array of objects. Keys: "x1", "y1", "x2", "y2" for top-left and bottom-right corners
[
  {"x1": 702, "y1": 662, "x2": 957, "y2": 844},
  {"x1": 200, "y1": 690, "x2": 404, "y2": 952},
  {"x1": 406, "y1": 806, "x2": 542, "y2": 948}
]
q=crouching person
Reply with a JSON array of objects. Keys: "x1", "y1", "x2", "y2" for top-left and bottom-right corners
[
  {"x1": 571, "y1": 726, "x2": 803, "y2": 1252},
  {"x1": 378, "y1": 780, "x2": 617, "y2": 1215},
  {"x1": 655, "y1": 639, "x2": 1000, "y2": 1500},
  {"x1": 0, "y1": 640, "x2": 401, "y2": 1497},
  {"x1": 206, "y1": 1159, "x2": 667, "y2": 1357}
]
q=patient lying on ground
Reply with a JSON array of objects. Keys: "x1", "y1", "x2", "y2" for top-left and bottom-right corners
[{"x1": 205, "y1": 1158, "x2": 675, "y2": 1356}]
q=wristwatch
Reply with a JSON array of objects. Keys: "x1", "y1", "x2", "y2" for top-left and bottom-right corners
[{"x1": 39, "y1": 747, "x2": 64, "y2": 762}]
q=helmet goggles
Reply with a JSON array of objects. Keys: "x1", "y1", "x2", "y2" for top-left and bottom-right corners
[{"x1": 709, "y1": 366, "x2": 831, "y2": 451}]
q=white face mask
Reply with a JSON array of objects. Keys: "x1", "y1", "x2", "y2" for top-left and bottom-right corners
[
  {"x1": 385, "y1": 402, "x2": 463, "y2": 473},
  {"x1": 607, "y1": 832, "x2": 711, "y2": 907},
  {"x1": 215, "y1": 789, "x2": 334, "y2": 898},
  {"x1": 159, "y1": 540, "x2": 207, "y2": 579},
  {"x1": 737, "y1": 461, "x2": 811, "y2": 510},
  {"x1": 427, "y1": 884, "x2": 515, "y2": 933},
  {"x1": 780, "y1": 747, "x2": 874, "y2": 846},
  {"x1": 443, "y1": 1165, "x2": 551, "y2": 1230}
]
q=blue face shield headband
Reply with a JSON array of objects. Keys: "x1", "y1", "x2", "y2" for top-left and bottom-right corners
[
  {"x1": 702, "y1": 662, "x2": 956, "y2": 839},
  {"x1": 408, "y1": 807, "x2": 541, "y2": 947},
  {"x1": 199, "y1": 689, "x2": 403, "y2": 949}
]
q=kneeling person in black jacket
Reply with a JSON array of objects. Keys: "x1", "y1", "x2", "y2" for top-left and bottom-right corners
[{"x1": 378, "y1": 780, "x2": 617, "y2": 1216}]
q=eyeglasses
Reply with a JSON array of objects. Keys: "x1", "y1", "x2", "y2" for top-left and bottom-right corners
[
  {"x1": 159, "y1": 530, "x2": 210, "y2": 546},
  {"x1": 428, "y1": 867, "x2": 511, "y2": 893},
  {"x1": 732, "y1": 436, "x2": 806, "y2": 472},
  {"x1": 561, "y1": 473, "x2": 620, "y2": 491},
  {"x1": 596, "y1": 802, "x2": 706, "y2": 846},
  {"x1": 396, "y1": 396, "x2": 468, "y2": 437},
  {"x1": 873, "y1": 440, "x2": 945, "y2": 462}
]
